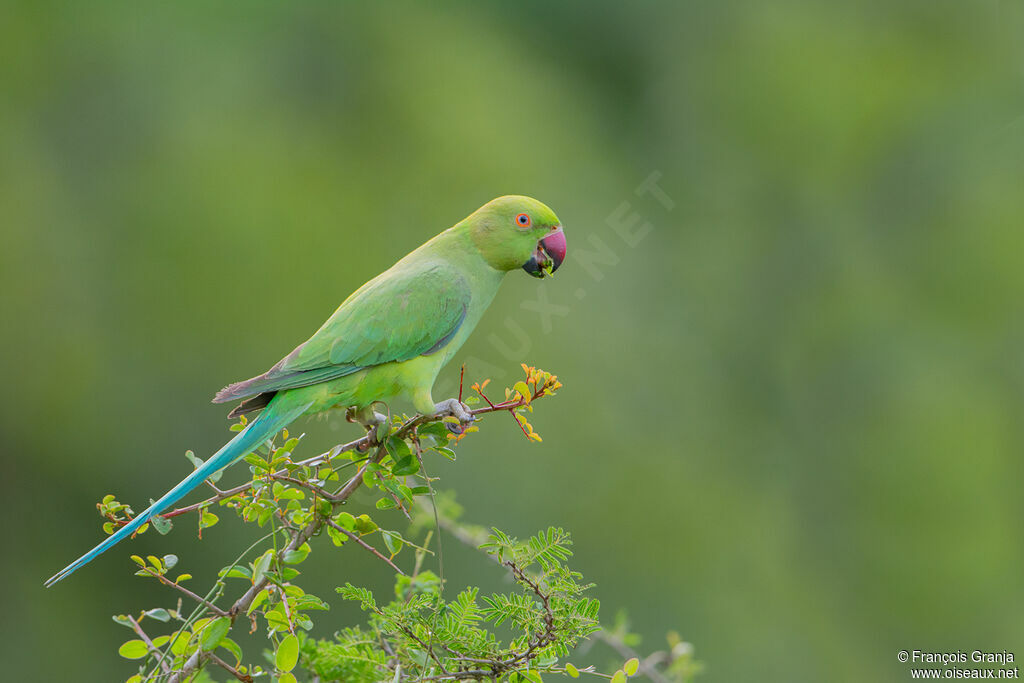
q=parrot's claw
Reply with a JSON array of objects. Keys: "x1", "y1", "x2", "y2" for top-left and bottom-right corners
[
  {"x1": 347, "y1": 408, "x2": 389, "y2": 450},
  {"x1": 433, "y1": 398, "x2": 475, "y2": 434},
  {"x1": 364, "y1": 412, "x2": 388, "y2": 429},
  {"x1": 346, "y1": 406, "x2": 387, "y2": 429}
]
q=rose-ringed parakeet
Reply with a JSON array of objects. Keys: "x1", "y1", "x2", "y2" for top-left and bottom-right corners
[{"x1": 46, "y1": 195, "x2": 566, "y2": 586}]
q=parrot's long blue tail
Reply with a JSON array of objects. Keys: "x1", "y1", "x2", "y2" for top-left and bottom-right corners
[{"x1": 45, "y1": 397, "x2": 312, "y2": 587}]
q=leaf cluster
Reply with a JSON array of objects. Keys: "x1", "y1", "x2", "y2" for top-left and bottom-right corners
[{"x1": 96, "y1": 366, "x2": 699, "y2": 682}]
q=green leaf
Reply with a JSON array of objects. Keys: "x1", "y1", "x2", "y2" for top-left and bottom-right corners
[
  {"x1": 611, "y1": 671, "x2": 626, "y2": 683},
  {"x1": 278, "y1": 674, "x2": 297, "y2": 683},
  {"x1": 257, "y1": 505, "x2": 275, "y2": 527},
  {"x1": 390, "y1": 454, "x2": 419, "y2": 476},
  {"x1": 199, "y1": 616, "x2": 231, "y2": 652},
  {"x1": 418, "y1": 422, "x2": 450, "y2": 439},
  {"x1": 326, "y1": 525, "x2": 348, "y2": 547},
  {"x1": 334, "y1": 512, "x2": 356, "y2": 530},
  {"x1": 283, "y1": 542, "x2": 312, "y2": 564},
  {"x1": 149, "y1": 515, "x2": 173, "y2": 535},
  {"x1": 117, "y1": 640, "x2": 149, "y2": 660},
  {"x1": 382, "y1": 530, "x2": 403, "y2": 556},
  {"x1": 247, "y1": 588, "x2": 271, "y2": 615},
  {"x1": 376, "y1": 497, "x2": 398, "y2": 510},
  {"x1": 565, "y1": 663, "x2": 580, "y2": 678},
  {"x1": 144, "y1": 608, "x2": 171, "y2": 622},
  {"x1": 385, "y1": 435, "x2": 413, "y2": 460},
  {"x1": 218, "y1": 565, "x2": 253, "y2": 580},
  {"x1": 168, "y1": 632, "x2": 191, "y2": 656},
  {"x1": 432, "y1": 446, "x2": 457, "y2": 461},
  {"x1": 265, "y1": 604, "x2": 290, "y2": 632},
  {"x1": 275, "y1": 633, "x2": 299, "y2": 672},
  {"x1": 252, "y1": 550, "x2": 274, "y2": 584},
  {"x1": 244, "y1": 453, "x2": 268, "y2": 469},
  {"x1": 219, "y1": 637, "x2": 243, "y2": 664},
  {"x1": 624, "y1": 658, "x2": 640, "y2": 676},
  {"x1": 353, "y1": 514, "x2": 377, "y2": 534},
  {"x1": 200, "y1": 510, "x2": 219, "y2": 529}
]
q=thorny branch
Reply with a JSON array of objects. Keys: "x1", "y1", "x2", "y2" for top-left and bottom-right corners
[
  {"x1": 432, "y1": 511, "x2": 684, "y2": 683},
  {"x1": 105, "y1": 385, "x2": 546, "y2": 533},
  {"x1": 139, "y1": 378, "x2": 558, "y2": 682}
]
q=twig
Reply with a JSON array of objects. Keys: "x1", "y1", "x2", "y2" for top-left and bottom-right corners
[
  {"x1": 114, "y1": 393, "x2": 543, "y2": 531},
  {"x1": 206, "y1": 651, "x2": 253, "y2": 682},
  {"x1": 145, "y1": 569, "x2": 229, "y2": 618},
  {"x1": 126, "y1": 615, "x2": 170, "y2": 674},
  {"x1": 166, "y1": 445, "x2": 390, "y2": 683},
  {"x1": 269, "y1": 472, "x2": 338, "y2": 502},
  {"x1": 324, "y1": 518, "x2": 406, "y2": 575},
  {"x1": 458, "y1": 364, "x2": 465, "y2": 403},
  {"x1": 500, "y1": 560, "x2": 557, "y2": 669},
  {"x1": 157, "y1": 383, "x2": 557, "y2": 682},
  {"x1": 595, "y1": 631, "x2": 673, "y2": 683}
]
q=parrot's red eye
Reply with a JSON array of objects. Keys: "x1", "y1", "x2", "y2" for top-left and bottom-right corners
[{"x1": 515, "y1": 213, "x2": 532, "y2": 228}]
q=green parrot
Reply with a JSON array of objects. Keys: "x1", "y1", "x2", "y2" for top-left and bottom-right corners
[{"x1": 46, "y1": 195, "x2": 566, "y2": 586}]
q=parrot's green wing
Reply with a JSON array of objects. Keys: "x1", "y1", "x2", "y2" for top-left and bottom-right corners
[{"x1": 214, "y1": 261, "x2": 470, "y2": 406}]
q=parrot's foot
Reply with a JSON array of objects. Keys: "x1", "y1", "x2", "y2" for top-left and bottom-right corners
[
  {"x1": 432, "y1": 398, "x2": 475, "y2": 434},
  {"x1": 347, "y1": 407, "x2": 388, "y2": 449},
  {"x1": 346, "y1": 406, "x2": 387, "y2": 429}
]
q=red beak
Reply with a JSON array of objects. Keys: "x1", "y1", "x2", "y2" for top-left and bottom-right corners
[
  {"x1": 540, "y1": 228, "x2": 566, "y2": 272},
  {"x1": 523, "y1": 227, "x2": 567, "y2": 278}
]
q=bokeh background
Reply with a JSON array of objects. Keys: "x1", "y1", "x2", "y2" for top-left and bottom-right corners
[{"x1": 3, "y1": 1, "x2": 1024, "y2": 680}]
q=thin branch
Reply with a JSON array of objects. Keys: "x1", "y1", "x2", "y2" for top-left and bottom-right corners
[
  {"x1": 434, "y1": 507, "x2": 676, "y2": 683},
  {"x1": 594, "y1": 631, "x2": 673, "y2": 683},
  {"x1": 500, "y1": 559, "x2": 557, "y2": 669},
  {"x1": 206, "y1": 652, "x2": 253, "y2": 683},
  {"x1": 114, "y1": 392, "x2": 544, "y2": 530},
  {"x1": 157, "y1": 382, "x2": 558, "y2": 682},
  {"x1": 324, "y1": 518, "x2": 406, "y2": 575},
  {"x1": 144, "y1": 569, "x2": 229, "y2": 618},
  {"x1": 269, "y1": 472, "x2": 338, "y2": 502},
  {"x1": 126, "y1": 615, "x2": 170, "y2": 674},
  {"x1": 166, "y1": 445, "x2": 390, "y2": 683}
]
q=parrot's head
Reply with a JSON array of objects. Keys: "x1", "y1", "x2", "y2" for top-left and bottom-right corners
[{"x1": 467, "y1": 195, "x2": 566, "y2": 279}]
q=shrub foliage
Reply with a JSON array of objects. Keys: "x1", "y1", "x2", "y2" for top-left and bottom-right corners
[{"x1": 97, "y1": 366, "x2": 700, "y2": 682}]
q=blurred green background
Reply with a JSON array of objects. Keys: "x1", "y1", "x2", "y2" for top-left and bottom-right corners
[{"x1": 2, "y1": 1, "x2": 1024, "y2": 680}]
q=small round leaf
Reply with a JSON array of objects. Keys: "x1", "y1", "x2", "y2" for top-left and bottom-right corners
[
  {"x1": 118, "y1": 639, "x2": 149, "y2": 660},
  {"x1": 276, "y1": 633, "x2": 299, "y2": 672}
]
